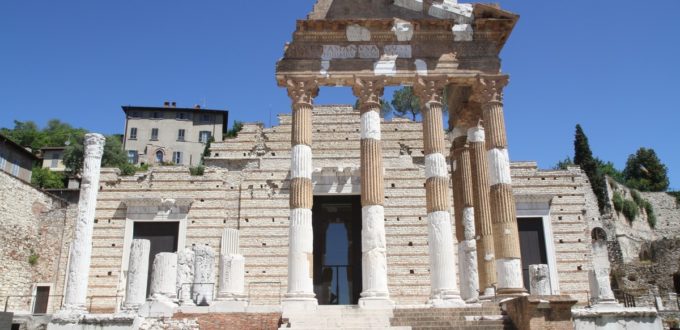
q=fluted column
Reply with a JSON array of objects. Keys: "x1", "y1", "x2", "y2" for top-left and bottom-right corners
[
  {"x1": 451, "y1": 131, "x2": 479, "y2": 303},
  {"x1": 353, "y1": 78, "x2": 394, "y2": 308},
  {"x1": 123, "y1": 239, "x2": 151, "y2": 310},
  {"x1": 475, "y1": 76, "x2": 526, "y2": 295},
  {"x1": 284, "y1": 79, "x2": 319, "y2": 308},
  {"x1": 468, "y1": 123, "x2": 497, "y2": 297},
  {"x1": 61, "y1": 133, "x2": 106, "y2": 314},
  {"x1": 415, "y1": 78, "x2": 464, "y2": 307}
]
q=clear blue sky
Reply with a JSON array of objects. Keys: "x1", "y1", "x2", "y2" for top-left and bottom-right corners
[{"x1": 1, "y1": 1, "x2": 678, "y2": 189}]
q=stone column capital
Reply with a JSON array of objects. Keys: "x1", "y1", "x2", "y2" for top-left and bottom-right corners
[
  {"x1": 84, "y1": 133, "x2": 106, "y2": 158},
  {"x1": 286, "y1": 78, "x2": 319, "y2": 106},
  {"x1": 472, "y1": 75, "x2": 508, "y2": 105},
  {"x1": 352, "y1": 78, "x2": 386, "y2": 112},
  {"x1": 414, "y1": 77, "x2": 448, "y2": 106}
]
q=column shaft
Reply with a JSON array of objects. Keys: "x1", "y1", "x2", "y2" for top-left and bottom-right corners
[
  {"x1": 62, "y1": 133, "x2": 105, "y2": 312},
  {"x1": 468, "y1": 126, "x2": 497, "y2": 296},
  {"x1": 353, "y1": 79, "x2": 391, "y2": 307},
  {"x1": 285, "y1": 80, "x2": 318, "y2": 303},
  {"x1": 452, "y1": 134, "x2": 479, "y2": 302},
  {"x1": 124, "y1": 239, "x2": 150, "y2": 309},
  {"x1": 415, "y1": 78, "x2": 464, "y2": 307},
  {"x1": 477, "y1": 76, "x2": 525, "y2": 295}
]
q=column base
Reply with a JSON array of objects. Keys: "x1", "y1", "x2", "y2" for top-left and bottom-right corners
[
  {"x1": 358, "y1": 297, "x2": 395, "y2": 309},
  {"x1": 51, "y1": 306, "x2": 87, "y2": 324},
  {"x1": 429, "y1": 290, "x2": 466, "y2": 308},
  {"x1": 138, "y1": 296, "x2": 177, "y2": 318},
  {"x1": 496, "y1": 287, "x2": 528, "y2": 298},
  {"x1": 282, "y1": 297, "x2": 318, "y2": 313},
  {"x1": 478, "y1": 287, "x2": 496, "y2": 302}
]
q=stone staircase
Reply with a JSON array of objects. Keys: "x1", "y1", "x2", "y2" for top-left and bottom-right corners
[
  {"x1": 279, "y1": 304, "x2": 515, "y2": 330},
  {"x1": 279, "y1": 305, "x2": 409, "y2": 330},
  {"x1": 390, "y1": 304, "x2": 516, "y2": 330}
]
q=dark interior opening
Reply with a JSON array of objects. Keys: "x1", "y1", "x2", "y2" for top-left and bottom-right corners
[
  {"x1": 518, "y1": 218, "x2": 548, "y2": 290},
  {"x1": 674, "y1": 272, "x2": 680, "y2": 294},
  {"x1": 32, "y1": 286, "x2": 50, "y2": 314},
  {"x1": 12, "y1": 324, "x2": 20, "y2": 330},
  {"x1": 133, "y1": 222, "x2": 179, "y2": 297},
  {"x1": 312, "y1": 195, "x2": 362, "y2": 305}
]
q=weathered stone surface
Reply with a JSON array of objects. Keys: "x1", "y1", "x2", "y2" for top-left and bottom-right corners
[
  {"x1": 529, "y1": 264, "x2": 551, "y2": 296},
  {"x1": 150, "y1": 252, "x2": 178, "y2": 299},
  {"x1": 192, "y1": 245, "x2": 216, "y2": 306},
  {"x1": 176, "y1": 248, "x2": 195, "y2": 306},
  {"x1": 124, "y1": 239, "x2": 150, "y2": 309}
]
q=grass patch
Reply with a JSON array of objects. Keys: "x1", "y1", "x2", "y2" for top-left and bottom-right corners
[
  {"x1": 613, "y1": 191, "x2": 624, "y2": 213},
  {"x1": 622, "y1": 199, "x2": 639, "y2": 222},
  {"x1": 190, "y1": 166, "x2": 205, "y2": 176},
  {"x1": 643, "y1": 201, "x2": 656, "y2": 228}
]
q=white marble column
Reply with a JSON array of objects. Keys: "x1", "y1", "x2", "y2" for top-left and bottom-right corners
[
  {"x1": 193, "y1": 245, "x2": 216, "y2": 306},
  {"x1": 218, "y1": 229, "x2": 246, "y2": 299},
  {"x1": 177, "y1": 248, "x2": 195, "y2": 306},
  {"x1": 415, "y1": 78, "x2": 465, "y2": 307},
  {"x1": 590, "y1": 239, "x2": 618, "y2": 305},
  {"x1": 123, "y1": 239, "x2": 150, "y2": 309},
  {"x1": 150, "y1": 252, "x2": 178, "y2": 299},
  {"x1": 353, "y1": 78, "x2": 393, "y2": 309},
  {"x1": 61, "y1": 133, "x2": 106, "y2": 313},
  {"x1": 284, "y1": 79, "x2": 318, "y2": 310}
]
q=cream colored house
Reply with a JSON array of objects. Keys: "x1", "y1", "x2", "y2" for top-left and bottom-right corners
[
  {"x1": 122, "y1": 103, "x2": 228, "y2": 166},
  {"x1": 40, "y1": 146, "x2": 67, "y2": 172}
]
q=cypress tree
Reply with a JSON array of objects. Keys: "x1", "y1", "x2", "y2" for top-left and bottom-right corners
[{"x1": 572, "y1": 124, "x2": 609, "y2": 212}]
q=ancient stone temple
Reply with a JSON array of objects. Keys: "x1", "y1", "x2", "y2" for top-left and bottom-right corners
[{"x1": 3, "y1": 1, "x2": 669, "y2": 329}]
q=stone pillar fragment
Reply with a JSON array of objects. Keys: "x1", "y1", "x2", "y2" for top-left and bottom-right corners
[
  {"x1": 474, "y1": 76, "x2": 526, "y2": 296},
  {"x1": 451, "y1": 134, "x2": 479, "y2": 302},
  {"x1": 590, "y1": 239, "x2": 617, "y2": 305},
  {"x1": 529, "y1": 264, "x2": 551, "y2": 296},
  {"x1": 468, "y1": 124, "x2": 497, "y2": 297},
  {"x1": 415, "y1": 78, "x2": 464, "y2": 307},
  {"x1": 124, "y1": 239, "x2": 150, "y2": 309},
  {"x1": 150, "y1": 252, "x2": 178, "y2": 299},
  {"x1": 218, "y1": 229, "x2": 246, "y2": 299},
  {"x1": 353, "y1": 78, "x2": 393, "y2": 308},
  {"x1": 61, "y1": 133, "x2": 106, "y2": 313},
  {"x1": 284, "y1": 79, "x2": 319, "y2": 310},
  {"x1": 193, "y1": 245, "x2": 216, "y2": 306},
  {"x1": 176, "y1": 248, "x2": 195, "y2": 306}
]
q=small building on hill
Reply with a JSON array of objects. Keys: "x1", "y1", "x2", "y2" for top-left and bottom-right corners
[{"x1": 0, "y1": 133, "x2": 39, "y2": 183}]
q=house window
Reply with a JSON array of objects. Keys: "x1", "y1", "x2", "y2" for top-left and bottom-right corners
[
  {"x1": 155, "y1": 150, "x2": 164, "y2": 163},
  {"x1": 172, "y1": 151, "x2": 182, "y2": 164},
  {"x1": 0, "y1": 152, "x2": 6, "y2": 170},
  {"x1": 151, "y1": 128, "x2": 159, "y2": 141},
  {"x1": 130, "y1": 127, "x2": 137, "y2": 140},
  {"x1": 11, "y1": 161, "x2": 20, "y2": 176},
  {"x1": 130, "y1": 111, "x2": 140, "y2": 118},
  {"x1": 177, "y1": 129, "x2": 185, "y2": 141},
  {"x1": 127, "y1": 150, "x2": 138, "y2": 164},
  {"x1": 176, "y1": 112, "x2": 187, "y2": 120},
  {"x1": 50, "y1": 152, "x2": 59, "y2": 168},
  {"x1": 199, "y1": 131, "x2": 211, "y2": 143},
  {"x1": 152, "y1": 112, "x2": 161, "y2": 119},
  {"x1": 200, "y1": 114, "x2": 212, "y2": 122}
]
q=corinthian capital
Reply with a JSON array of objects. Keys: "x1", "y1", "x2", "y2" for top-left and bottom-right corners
[
  {"x1": 413, "y1": 77, "x2": 448, "y2": 106},
  {"x1": 352, "y1": 78, "x2": 385, "y2": 111},
  {"x1": 472, "y1": 75, "x2": 508, "y2": 105},
  {"x1": 84, "y1": 133, "x2": 106, "y2": 159},
  {"x1": 286, "y1": 78, "x2": 319, "y2": 106}
]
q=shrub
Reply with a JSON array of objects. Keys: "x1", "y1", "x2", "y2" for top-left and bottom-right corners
[
  {"x1": 612, "y1": 191, "x2": 624, "y2": 213},
  {"x1": 28, "y1": 250, "x2": 39, "y2": 266},
  {"x1": 31, "y1": 167, "x2": 65, "y2": 189},
  {"x1": 118, "y1": 163, "x2": 136, "y2": 176},
  {"x1": 668, "y1": 191, "x2": 680, "y2": 208},
  {"x1": 137, "y1": 163, "x2": 149, "y2": 172},
  {"x1": 630, "y1": 189, "x2": 643, "y2": 207},
  {"x1": 622, "y1": 199, "x2": 639, "y2": 222},
  {"x1": 643, "y1": 201, "x2": 656, "y2": 228},
  {"x1": 190, "y1": 166, "x2": 205, "y2": 176}
]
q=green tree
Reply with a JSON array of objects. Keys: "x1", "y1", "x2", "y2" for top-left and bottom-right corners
[
  {"x1": 572, "y1": 124, "x2": 609, "y2": 212},
  {"x1": 63, "y1": 135, "x2": 128, "y2": 175},
  {"x1": 31, "y1": 167, "x2": 65, "y2": 189},
  {"x1": 1, "y1": 119, "x2": 86, "y2": 153},
  {"x1": 553, "y1": 156, "x2": 574, "y2": 170},
  {"x1": 226, "y1": 121, "x2": 244, "y2": 138},
  {"x1": 391, "y1": 87, "x2": 421, "y2": 121},
  {"x1": 595, "y1": 158, "x2": 625, "y2": 183},
  {"x1": 354, "y1": 99, "x2": 393, "y2": 117},
  {"x1": 623, "y1": 148, "x2": 669, "y2": 192},
  {"x1": 200, "y1": 136, "x2": 215, "y2": 165}
]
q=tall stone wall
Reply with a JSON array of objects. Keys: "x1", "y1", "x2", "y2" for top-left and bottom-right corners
[
  {"x1": 0, "y1": 171, "x2": 76, "y2": 314},
  {"x1": 85, "y1": 105, "x2": 595, "y2": 309}
]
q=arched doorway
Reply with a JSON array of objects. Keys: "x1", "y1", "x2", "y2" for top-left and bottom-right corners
[{"x1": 155, "y1": 150, "x2": 164, "y2": 163}]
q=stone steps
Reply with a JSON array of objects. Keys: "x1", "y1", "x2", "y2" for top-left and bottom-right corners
[{"x1": 391, "y1": 305, "x2": 516, "y2": 330}]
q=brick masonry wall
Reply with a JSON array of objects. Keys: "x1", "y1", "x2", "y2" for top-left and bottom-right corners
[
  {"x1": 171, "y1": 312, "x2": 282, "y2": 330},
  {"x1": 0, "y1": 171, "x2": 75, "y2": 313},
  {"x1": 87, "y1": 105, "x2": 595, "y2": 309}
]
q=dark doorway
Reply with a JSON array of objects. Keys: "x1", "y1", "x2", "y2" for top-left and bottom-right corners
[
  {"x1": 32, "y1": 286, "x2": 49, "y2": 314},
  {"x1": 133, "y1": 222, "x2": 179, "y2": 297},
  {"x1": 312, "y1": 195, "x2": 362, "y2": 305},
  {"x1": 518, "y1": 218, "x2": 548, "y2": 291},
  {"x1": 674, "y1": 272, "x2": 680, "y2": 294}
]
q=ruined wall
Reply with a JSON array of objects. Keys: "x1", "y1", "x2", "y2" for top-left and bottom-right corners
[{"x1": 0, "y1": 171, "x2": 75, "y2": 314}]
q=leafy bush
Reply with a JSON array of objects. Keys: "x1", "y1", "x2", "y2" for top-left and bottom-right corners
[
  {"x1": 28, "y1": 250, "x2": 39, "y2": 266},
  {"x1": 612, "y1": 191, "x2": 624, "y2": 213},
  {"x1": 118, "y1": 163, "x2": 136, "y2": 176},
  {"x1": 622, "y1": 199, "x2": 639, "y2": 222},
  {"x1": 31, "y1": 167, "x2": 65, "y2": 189},
  {"x1": 137, "y1": 163, "x2": 149, "y2": 172},
  {"x1": 643, "y1": 201, "x2": 656, "y2": 228},
  {"x1": 190, "y1": 166, "x2": 205, "y2": 176},
  {"x1": 630, "y1": 190, "x2": 643, "y2": 207}
]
